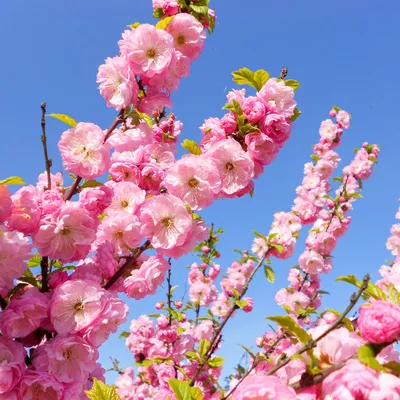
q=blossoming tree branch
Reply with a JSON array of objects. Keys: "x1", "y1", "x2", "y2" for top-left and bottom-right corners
[{"x1": 1, "y1": 0, "x2": 399, "y2": 399}]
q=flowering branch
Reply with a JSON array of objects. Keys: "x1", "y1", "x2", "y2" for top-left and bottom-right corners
[
  {"x1": 167, "y1": 260, "x2": 173, "y2": 325},
  {"x1": 104, "y1": 240, "x2": 151, "y2": 290},
  {"x1": 190, "y1": 250, "x2": 271, "y2": 385},
  {"x1": 0, "y1": 295, "x2": 7, "y2": 310},
  {"x1": 265, "y1": 274, "x2": 370, "y2": 377}
]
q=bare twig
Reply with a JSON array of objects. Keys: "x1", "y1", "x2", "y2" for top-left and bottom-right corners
[
  {"x1": 40, "y1": 102, "x2": 52, "y2": 191},
  {"x1": 104, "y1": 240, "x2": 151, "y2": 290},
  {"x1": 0, "y1": 295, "x2": 7, "y2": 310},
  {"x1": 40, "y1": 256, "x2": 49, "y2": 292},
  {"x1": 167, "y1": 260, "x2": 173, "y2": 325}
]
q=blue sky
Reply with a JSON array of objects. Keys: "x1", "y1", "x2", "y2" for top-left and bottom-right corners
[{"x1": 1, "y1": 0, "x2": 400, "y2": 384}]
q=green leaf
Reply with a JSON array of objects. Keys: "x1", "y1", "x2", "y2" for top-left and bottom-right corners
[
  {"x1": 357, "y1": 344, "x2": 385, "y2": 372},
  {"x1": 384, "y1": 361, "x2": 400, "y2": 374},
  {"x1": 181, "y1": 139, "x2": 202, "y2": 155},
  {"x1": 267, "y1": 316, "x2": 311, "y2": 345},
  {"x1": 81, "y1": 180, "x2": 104, "y2": 189},
  {"x1": 156, "y1": 16, "x2": 175, "y2": 30},
  {"x1": 128, "y1": 22, "x2": 140, "y2": 29},
  {"x1": 264, "y1": 265, "x2": 275, "y2": 283},
  {"x1": 168, "y1": 379, "x2": 204, "y2": 400},
  {"x1": 269, "y1": 242, "x2": 284, "y2": 254},
  {"x1": 333, "y1": 176, "x2": 344, "y2": 183},
  {"x1": 27, "y1": 254, "x2": 41, "y2": 267},
  {"x1": 290, "y1": 108, "x2": 302, "y2": 122},
  {"x1": 0, "y1": 176, "x2": 26, "y2": 185},
  {"x1": 23, "y1": 269, "x2": 34, "y2": 278},
  {"x1": 199, "y1": 339, "x2": 210, "y2": 357},
  {"x1": 47, "y1": 113, "x2": 78, "y2": 127},
  {"x1": 207, "y1": 356, "x2": 224, "y2": 368},
  {"x1": 239, "y1": 124, "x2": 259, "y2": 136},
  {"x1": 85, "y1": 379, "x2": 120, "y2": 400},
  {"x1": 119, "y1": 331, "x2": 130, "y2": 339},
  {"x1": 332, "y1": 105, "x2": 341, "y2": 112},
  {"x1": 232, "y1": 68, "x2": 258, "y2": 89},
  {"x1": 18, "y1": 276, "x2": 39, "y2": 287},
  {"x1": 235, "y1": 299, "x2": 248, "y2": 309},
  {"x1": 190, "y1": 4, "x2": 209, "y2": 14},
  {"x1": 241, "y1": 345, "x2": 256, "y2": 360},
  {"x1": 284, "y1": 79, "x2": 300, "y2": 90},
  {"x1": 385, "y1": 283, "x2": 400, "y2": 305},
  {"x1": 253, "y1": 69, "x2": 270, "y2": 90},
  {"x1": 135, "y1": 110, "x2": 154, "y2": 129},
  {"x1": 253, "y1": 230, "x2": 267, "y2": 240},
  {"x1": 336, "y1": 275, "x2": 386, "y2": 300},
  {"x1": 153, "y1": 7, "x2": 164, "y2": 18}
]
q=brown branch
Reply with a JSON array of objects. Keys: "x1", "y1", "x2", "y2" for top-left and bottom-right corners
[
  {"x1": 104, "y1": 240, "x2": 151, "y2": 290},
  {"x1": 265, "y1": 274, "x2": 369, "y2": 377},
  {"x1": 63, "y1": 176, "x2": 82, "y2": 201},
  {"x1": 167, "y1": 260, "x2": 173, "y2": 325},
  {"x1": 40, "y1": 256, "x2": 49, "y2": 292},
  {"x1": 0, "y1": 295, "x2": 7, "y2": 310},
  {"x1": 190, "y1": 249, "x2": 271, "y2": 386},
  {"x1": 40, "y1": 102, "x2": 52, "y2": 191}
]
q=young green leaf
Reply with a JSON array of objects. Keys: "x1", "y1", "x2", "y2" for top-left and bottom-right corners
[
  {"x1": 182, "y1": 139, "x2": 202, "y2": 155},
  {"x1": 156, "y1": 15, "x2": 175, "y2": 30},
  {"x1": 284, "y1": 79, "x2": 300, "y2": 90},
  {"x1": 267, "y1": 315, "x2": 311, "y2": 344},
  {"x1": 264, "y1": 265, "x2": 275, "y2": 283},
  {"x1": 253, "y1": 69, "x2": 270, "y2": 90},
  {"x1": 336, "y1": 275, "x2": 387, "y2": 300},
  {"x1": 232, "y1": 68, "x2": 257, "y2": 89},
  {"x1": 290, "y1": 108, "x2": 302, "y2": 122},
  {"x1": 168, "y1": 379, "x2": 204, "y2": 400},
  {"x1": 81, "y1": 180, "x2": 104, "y2": 189},
  {"x1": 119, "y1": 331, "x2": 130, "y2": 339},
  {"x1": 85, "y1": 378, "x2": 121, "y2": 400},
  {"x1": 0, "y1": 176, "x2": 26, "y2": 185},
  {"x1": 207, "y1": 356, "x2": 225, "y2": 368},
  {"x1": 357, "y1": 344, "x2": 385, "y2": 372},
  {"x1": 27, "y1": 254, "x2": 41, "y2": 267},
  {"x1": 47, "y1": 113, "x2": 78, "y2": 127}
]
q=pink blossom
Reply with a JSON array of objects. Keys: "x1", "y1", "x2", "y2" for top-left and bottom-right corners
[
  {"x1": 245, "y1": 131, "x2": 279, "y2": 166},
  {"x1": 106, "y1": 181, "x2": 145, "y2": 215},
  {"x1": 220, "y1": 112, "x2": 237, "y2": 134},
  {"x1": 97, "y1": 55, "x2": 139, "y2": 110},
  {"x1": 59, "y1": 123, "x2": 110, "y2": 180},
  {"x1": 242, "y1": 297, "x2": 254, "y2": 312},
  {"x1": 336, "y1": 110, "x2": 351, "y2": 128},
  {"x1": 0, "y1": 185, "x2": 12, "y2": 222},
  {"x1": 140, "y1": 194, "x2": 192, "y2": 249},
  {"x1": 0, "y1": 228, "x2": 32, "y2": 297},
  {"x1": 8, "y1": 185, "x2": 41, "y2": 234},
  {"x1": 153, "y1": 0, "x2": 180, "y2": 16},
  {"x1": 242, "y1": 96, "x2": 266, "y2": 123},
  {"x1": 95, "y1": 212, "x2": 142, "y2": 255},
  {"x1": 232, "y1": 375, "x2": 296, "y2": 399},
  {"x1": 226, "y1": 89, "x2": 246, "y2": 106},
  {"x1": 321, "y1": 360, "x2": 379, "y2": 399},
  {"x1": 116, "y1": 367, "x2": 135, "y2": 400},
  {"x1": 319, "y1": 119, "x2": 338, "y2": 140},
  {"x1": 32, "y1": 334, "x2": 98, "y2": 384},
  {"x1": 124, "y1": 270, "x2": 150, "y2": 300},
  {"x1": 143, "y1": 143, "x2": 175, "y2": 169},
  {"x1": 119, "y1": 25, "x2": 174, "y2": 78},
  {"x1": 138, "y1": 92, "x2": 173, "y2": 114},
  {"x1": 260, "y1": 113, "x2": 291, "y2": 144},
  {"x1": 275, "y1": 288, "x2": 309, "y2": 313},
  {"x1": 358, "y1": 300, "x2": 400, "y2": 344},
  {"x1": 211, "y1": 293, "x2": 231, "y2": 317},
  {"x1": 0, "y1": 287, "x2": 48, "y2": 339},
  {"x1": 40, "y1": 188, "x2": 64, "y2": 215},
  {"x1": 299, "y1": 250, "x2": 331, "y2": 274},
  {"x1": 19, "y1": 371, "x2": 65, "y2": 400},
  {"x1": 0, "y1": 337, "x2": 26, "y2": 394},
  {"x1": 166, "y1": 13, "x2": 206, "y2": 60},
  {"x1": 141, "y1": 255, "x2": 170, "y2": 294},
  {"x1": 206, "y1": 138, "x2": 254, "y2": 196},
  {"x1": 189, "y1": 281, "x2": 217, "y2": 306},
  {"x1": 194, "y1": 320, "x2": 214, "y2": 342},
  {"x1": 108, "y1": 123, "x2": 152, "y2": 152},
  {"x1": 79, "y1": 186, "x2": 113, "y2": 216},
  {"x1": 33, "y1": 201, "x2": 97, "y2": 263},
  {"x1": 257, "y1": 78, "x2": 296, "y2": 118},
  {"x1": 164, "y1": 154, "x2": 221, "y2": 210},
  {"x1": 306, "y1": 232, "x2": 337, "y2": 254},
  {"x1": 50, "y1": 280, "x2": 106, "y2": 335},
  {"x1": 140, "y1": 163, "x2": 165, "y2": 193},
  {"x1": 36, "y1": 171, "x2": 64, "y2": 192}
]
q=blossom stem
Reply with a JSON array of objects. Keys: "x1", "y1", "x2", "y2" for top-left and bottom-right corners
[
  {"x1": 40, "y1": 256, "x2": 49, "y2": 292},
  {"x1": 104, "y1": 240, "x2": 151, "y2": 290},
  {"x1": 0, "y1": 295, "x2": 7, "y2": 310},
  {"x1": 167, "y1": 261, "x2": 173, "y2": 325},
  {"x1": 190, "y1": 250, "x2": 271, "y2": 386},
  {"x1": 265, "y1": 274, "x2": 370, "y2": 377},
  {"x1": 40, "y1": 102, "x2": 52, "y2": 191}
]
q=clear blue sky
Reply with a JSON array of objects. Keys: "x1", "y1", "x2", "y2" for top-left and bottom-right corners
[{"x1": 1, "y1": 0, "x2": 400, "y2": 383}]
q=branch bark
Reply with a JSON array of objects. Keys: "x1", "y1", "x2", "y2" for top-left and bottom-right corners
[{"x1": 40, "y1": 102, "x2": 52, "y2": 191}]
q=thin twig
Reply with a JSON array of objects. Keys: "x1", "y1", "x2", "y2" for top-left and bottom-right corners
[
  {"x1": 167, "y1": 260, "x2": 173, "y2": 326},
  {"x1": 104, "y1": 240, "x2": 151, "y2": 290},
  {"x1": 40, "y1": 102, "x2": 52, "y2": 191},
  {"x1": 265, "y1": 274, "x2": 369, "y2": 377},
  {"x1": 190, "y1": 250, "x2": 271, "y2": 386},
  {"x1": 0, "y1": 295, "x2": 7, "y2": 310},
  {"x1": 40, "y1": 256, "x2": 49, "y2": 292}
]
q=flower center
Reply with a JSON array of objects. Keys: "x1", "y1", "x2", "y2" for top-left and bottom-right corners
[
  {"x1": 115, "y1": 230, "x2": 124, "y2": 239},
  {"x1": 63, "y1": 348, "x2": 73, "y2": 359},
  {"x1": 121, "y1": 200, "x2": 129, "y2": 208},
  {"x1": 147, "y1": 48, "x2": 156, "y2": 58},
  {"x1": 177, "y1": 35, "x2": 185, "y2": 45},
  {"x1": 188, "y1": 178, "x2": 199, "y2": 188},
  {"x1": 74, "y1": 302, "x2": 84, "y2": 312},
  {"x1": 225, "y1": 162, "x2": 235, "y2": 171},
  {"x1": 162, "y1": 218, "x2": 173, "y2": 228},
  {"x1": 60, "y1": 227, "x2": 71, "y2": 235}
]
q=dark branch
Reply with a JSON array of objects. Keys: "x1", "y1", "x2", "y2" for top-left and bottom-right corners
[
  {"x1": 40, "y1": 256, "x2": 49, "y2": 292},
  {"x1": 40, "y1": 102, "x2": 52, "y2": 190}
]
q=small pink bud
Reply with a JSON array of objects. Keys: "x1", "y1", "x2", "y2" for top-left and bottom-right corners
[
  {"x1": 327, "y1": 199, "x2": 335, "y2": 208},
  {"x1": 199, "y1": 263, "x2": 207, "y2": 270},
  {"x1": 340, "y1": 196, "x2": 346, "y2": 203},
  {"x1": 155, "y1": 302, "x2": 164, "y2": 310},
  {"x1": 362, "y1": 142, "x2": 369, "y2": 148},
  {"x1": 255, "y1": 337, "x2": 263, "y2": 347},
  {"x1": 201, "y1": 246, "x2": 210, "y2": 254},
  {"x1": 304, "y1": 317, "x2": 311, "y2": 325},
  {"x1": 174, "y1": 300, "x2": 183, "y2": 309},
  {"x1": 329, "y1": 109, "x2": 337, "y2": 118},
  {"x1": 215, "y1": 252, "x2": 221, "y2": 259},
  {"x1": 180, "y1": 313, "x2": 187, "y2": 322},
  {"x1": 242, "y1": 297, "x2": 254, "y2": 313}
]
